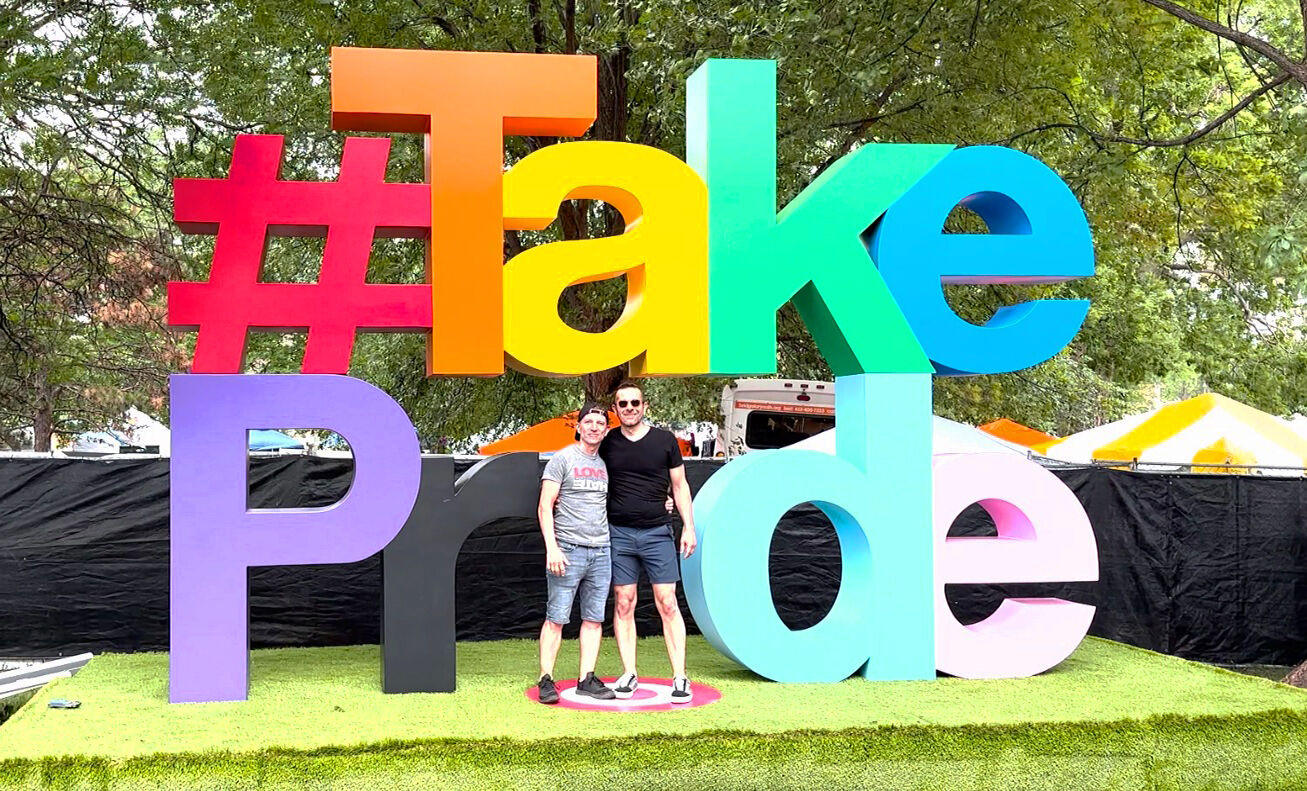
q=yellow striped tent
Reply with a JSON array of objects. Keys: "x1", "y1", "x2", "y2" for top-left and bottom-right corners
[{"x1": 1038, "y1": 393, "x2": 1307, "y2": 475}]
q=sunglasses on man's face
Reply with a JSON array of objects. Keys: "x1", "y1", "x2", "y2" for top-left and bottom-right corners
[{"x1": 616, "y1": 399, "x2": 642, "y2": 408}]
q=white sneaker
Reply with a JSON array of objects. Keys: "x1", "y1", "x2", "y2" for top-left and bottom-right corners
[
  {"x1": 671, "y1": 675, "x2": 692, "y2": 703},
  {"x1": 613, "y1": 672, "x2": 638, "y2": 699}
]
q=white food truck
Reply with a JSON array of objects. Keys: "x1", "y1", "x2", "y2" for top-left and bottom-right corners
[{"x1": 715, "y1": 379, "x2": 835, "y2": 458}]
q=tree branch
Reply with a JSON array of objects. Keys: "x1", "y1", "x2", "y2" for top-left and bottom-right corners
[
  {"x1": 811, "y1": 73, "x2": 909, "y2": 179},
  {"x1": 1141, "y1": 0, "x2": 1307, "y2": 84},
  {"x1": 996, "y1": 71, "x2": 1292, "y2": 147},
  {"x1": 1301, "y1": 0, "x2": 1307, "y2": 58},
  {"x1": 527, "y1": 0, "x2": 547, "y2": 53}
]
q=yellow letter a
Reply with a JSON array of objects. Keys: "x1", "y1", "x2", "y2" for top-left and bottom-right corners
[{"x1": 502, "y1": 141, "x2": 708, "y2": 376}]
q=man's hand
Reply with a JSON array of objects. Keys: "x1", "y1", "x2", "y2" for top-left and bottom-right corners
[
  {"x1": 546, "y1": 546, "x2": 569, "y2": 576},
  {"x1": 679, "y1": 528, "x2": 697, "y2": 559},
  {"x1": 665, "y1": 495, "x2": 674, "y2": 513}
]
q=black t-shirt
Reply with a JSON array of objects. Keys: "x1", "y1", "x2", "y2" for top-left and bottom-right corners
[{"x1": 599, "y1": 426, "x2": 683, "y2": 528}]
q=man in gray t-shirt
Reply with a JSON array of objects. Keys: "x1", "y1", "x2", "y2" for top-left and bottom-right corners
[
  {"x1": 541, "y1": 444, "x2": 610, "y2": 547},
  {"x1": 535, "y1": 403, "x2": 617, "y2": 704}
]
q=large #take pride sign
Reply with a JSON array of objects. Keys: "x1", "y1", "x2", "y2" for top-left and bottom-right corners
[{"x1": 167, "y1": 49, "x2": 1098, "y2": 703}]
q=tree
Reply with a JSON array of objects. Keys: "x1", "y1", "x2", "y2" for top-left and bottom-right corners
[
  {"x1": 1142, "y1": 0, "x2": 1307, "y2": 90},
  {"x1": 0, "y1": 4, "x2": 189, "y2": 449},
  {"x1": 5, "y1": 0, "x2": 1306, "y2": 448}
]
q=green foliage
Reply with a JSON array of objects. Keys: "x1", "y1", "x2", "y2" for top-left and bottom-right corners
[
  {"x1": 3, "y1": 637, "x2": 1307, "y2": 789},
  {"x1": 0, "y1": 5, "x2": 190, "y2": 449},
  {"x1": 4, "y1": 1, "x2": 1306, "y2": 447}
]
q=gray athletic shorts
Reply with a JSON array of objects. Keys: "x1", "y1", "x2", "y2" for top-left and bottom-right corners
[{"x1": 610, "y1": 523, "x2": 680, "y2": 586}]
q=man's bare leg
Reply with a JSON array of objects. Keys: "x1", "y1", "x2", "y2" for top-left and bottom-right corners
[
  {"x1": 652, "y1": 582, "x2": 686, "y2": 678},
  {"x1": 578, "y1": 620, "x2": 603, "y2": 678},
  {"x1": 613, "y1": 583, "x2": 639, "y2": 676},
  {"x1": 539, "y1": 620, "x2": 563, "y2": 679}
]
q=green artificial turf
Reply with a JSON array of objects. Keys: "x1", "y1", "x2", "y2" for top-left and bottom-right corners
[{"x1": 2, "y1": 636, "x2": 1307, "y2": 790}]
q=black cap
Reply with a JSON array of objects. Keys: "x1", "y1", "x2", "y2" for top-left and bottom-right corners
[{"x1": 574, "y1": 401, "x2": 609, "y2": 441}]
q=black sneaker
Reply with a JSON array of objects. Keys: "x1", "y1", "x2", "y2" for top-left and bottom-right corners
[
  {"x1": 613, "y1": 672, "x2": 638, "y2": 700},
  {"x1": 671, "y1": 676, "x2": 693, "y2": 703},
  {"x1": 537, "y1": 674, "x2": 559, "y2": 704},
  {"x1": 575, "y1": 672, "x2": 616, "y2": 700}
]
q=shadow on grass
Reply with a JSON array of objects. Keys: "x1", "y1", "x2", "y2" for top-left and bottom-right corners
[{"x1": 0, "y1": 689, "x2": 36, "y2": 726}]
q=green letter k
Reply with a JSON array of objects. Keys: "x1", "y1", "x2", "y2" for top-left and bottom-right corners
[{"x1": 686, "y1": 59, "x2": 950, "y2": 376}]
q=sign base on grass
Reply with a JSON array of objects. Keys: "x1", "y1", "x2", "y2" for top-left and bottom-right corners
[{"x1": 523, "y1": 677, "x2": 723, "y2": 711}]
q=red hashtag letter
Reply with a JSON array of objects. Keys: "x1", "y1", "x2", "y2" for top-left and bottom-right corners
[{"x1": 168, "y1": 135, "x2": 432, "y2": 373}]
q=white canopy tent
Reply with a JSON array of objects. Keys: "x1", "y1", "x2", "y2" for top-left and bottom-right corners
[
  {"x1": 791, "y1": 416, "x2": 1034, "y2": 457},
  {"x1": 1041, "y1": 393, "x2": 1307, "y2": 476},
  {"x1": 1290, "y1": 414, "x2": 1307, "y2": 441}
]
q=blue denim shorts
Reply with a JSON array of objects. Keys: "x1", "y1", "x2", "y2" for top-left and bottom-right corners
[
  {"x1": 545, "y1": 541, "x2": 612, "y2": 625},
  {"x1": 610, "y1": 523, "x2": 680, "y2": 586}
]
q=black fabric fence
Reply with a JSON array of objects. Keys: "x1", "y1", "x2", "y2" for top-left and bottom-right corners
[{"x1": 0, "y1": 456, "x2": 1304, "y2": 665}]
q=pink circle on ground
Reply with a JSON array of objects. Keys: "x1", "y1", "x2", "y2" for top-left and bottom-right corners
[{"x1": 525, "y1": 677, "x2": 723, "y2": 712}]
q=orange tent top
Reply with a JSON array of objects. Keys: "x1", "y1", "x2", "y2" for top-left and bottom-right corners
[
  {"x1": 480, "y1": 411, "x2": 694, "y2": 456},
  {"x1": 978, "y1": 418, "x2": 1058, "y2": 449},
  {"x1": 479, "y1": 411, "x2": 618, "y2": 455}
]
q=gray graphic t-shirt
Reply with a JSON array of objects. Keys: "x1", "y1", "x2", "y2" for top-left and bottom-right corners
[{"x1": 542, "y1": 444, "x2": 609, "y2": 547}]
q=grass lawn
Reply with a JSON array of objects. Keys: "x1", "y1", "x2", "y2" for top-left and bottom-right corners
[{"x1": 2, "y1": 636, "x2": 1307, "y2": 790}]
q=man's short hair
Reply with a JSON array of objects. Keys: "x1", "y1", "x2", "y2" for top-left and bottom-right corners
[{"x1": 611, "y1": 379, "x2": 643, "y2": 400}]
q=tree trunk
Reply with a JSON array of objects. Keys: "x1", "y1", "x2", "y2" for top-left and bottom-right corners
[
  {"x1": 32, "y1": 399, "x2": 53, "y2": 452},
  {"x1": 583, "y1": 366, "x2": 625, "y2": 404},
  {"x1": 523, "y1": 0, "x2": 636, "y2": 404},
  {"x1": 579, "y1": 2, "x2": 637, "y2": 402},
  {"x1": 30, "y1": 368, "x2": 54, "y2": 452}
]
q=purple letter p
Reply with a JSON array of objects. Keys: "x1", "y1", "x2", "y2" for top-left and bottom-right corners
[{"x1": 169, "y1": 374, "x2": 420, "y2": 703}]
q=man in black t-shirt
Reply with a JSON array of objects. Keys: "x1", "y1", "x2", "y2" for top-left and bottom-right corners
[{"x1": 600, "y1": 380, "x2": 697, "y2": 703}]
